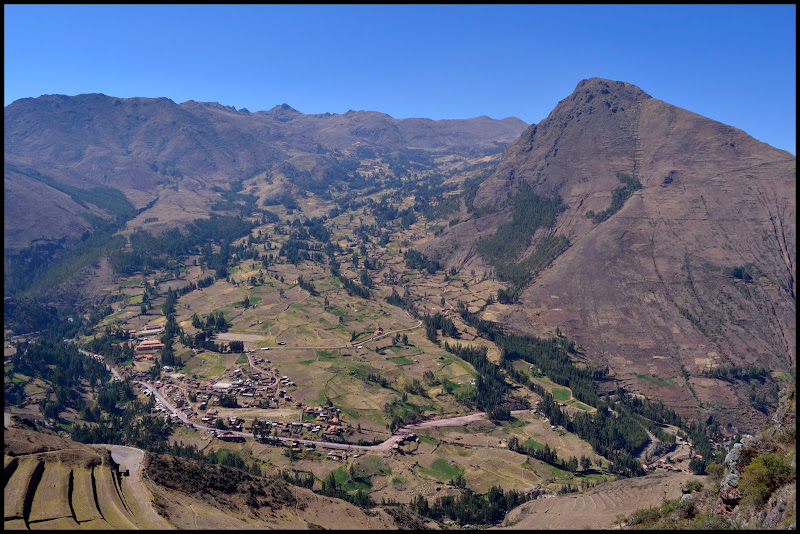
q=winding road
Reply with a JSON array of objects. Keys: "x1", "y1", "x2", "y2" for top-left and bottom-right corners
[
  {"x1": 81, "y1": 318, "x2": 527, "y2": 454},
  {"x1": 137, "y1": 377, "x2": 528, "y2": 451}
]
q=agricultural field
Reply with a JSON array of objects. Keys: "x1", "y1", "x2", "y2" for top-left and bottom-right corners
[
  {"x1": 497, "y1": 470, "x2": 699, "y2": 530},
  {"x1": 6, "y1": 148, "x2": 693, "y2": 517}
]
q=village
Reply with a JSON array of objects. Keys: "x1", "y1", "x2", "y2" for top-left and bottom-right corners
[{"x1": 106, "y1": 322, "x2": 354, "y2": 453}]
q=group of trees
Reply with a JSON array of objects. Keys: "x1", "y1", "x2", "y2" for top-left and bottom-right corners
[
  {"x1": 423, "y1": 312, "x2": 458, "y2": 345},
  {"x1": 84, "y1": 328, "x2": 135, "y2": 366},
  {"x1": 110, "y1": 214, "x2": 255, "y2": 278},
  {"x1": 507, "y1": 436, "x2": 592, "y2": 473},
  {"x1": 476, "y1": 182, "x2": 565, "y2": 267},
  {"x1": 410, "y1": 485, "x2": 531, "y2": 526},
  {"x1": 585, "y1": 172, "x2": 642, "y2": 224},
  {"x1": 403, "y1": 248, "x2": 442, "y2": 274},
  {"x1": 443, "y1": 342, "x2": 519, "y2": 420},
  {"x1": 453, "y1": 303, "x2": 725, "y2": 478},
  {"x1": 183, "y1": 310, "x2": 230, "y2": 353}
]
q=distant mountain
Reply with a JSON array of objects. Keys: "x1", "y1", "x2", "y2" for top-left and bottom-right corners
[
  {"x1": 427, "y1": 78, "x2": 795, "y2": 431},
  {"x1": 4, "y1": 94, "x2": 526, "y2": 249}
]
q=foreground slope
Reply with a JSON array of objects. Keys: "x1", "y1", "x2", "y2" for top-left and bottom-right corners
[
  {"x1": 429, "y1": 78, "x2": 795, "y2": 431},
  {"x1": 3, "y1": 425, "x2": 433, "y2": 530}
]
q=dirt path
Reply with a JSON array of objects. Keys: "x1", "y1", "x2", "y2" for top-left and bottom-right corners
[{"x1": 95, "y1": 444, "x2": 172, "y2": 529}]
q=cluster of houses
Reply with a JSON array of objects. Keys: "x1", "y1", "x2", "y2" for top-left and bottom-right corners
[
  {"x1": 251, "y1": 406, "x2": 348, "y2": 441},
  {"x1": 147, "y1": 386, "x2": 196, "y2": 424},
  {"x1": 153, "y1": 362, "x2": 292, "y2": 409}
]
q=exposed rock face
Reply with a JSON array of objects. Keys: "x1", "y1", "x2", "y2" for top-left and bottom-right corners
[
  {"x1": 429, "y1": 77, "x2": 796, "y2": 430},
  {"x1": 716, "y1": 382, "x2": 795, "y2": 527}
]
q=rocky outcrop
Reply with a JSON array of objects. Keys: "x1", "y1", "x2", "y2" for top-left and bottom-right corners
[{"x1": 716, "y1": 382, "x2": 795, "y2": 528}]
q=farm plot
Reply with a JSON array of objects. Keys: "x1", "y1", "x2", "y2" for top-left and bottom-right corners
[
  {"x1": 28, "y1": 461, "x2": 72, "y2": 522},
  {"x1": 71, "y1": 466, "x2": 104, "y2": 523},
  {"x1": 499, "y1": 470, "x2": 698, "y2": 530},
  {"x1": 4, "y1": 457, "x2": 41, "y2": 520},
  {"x1": 93, "y1": 464, "x2": 137, "y2": 529},
  {"x1": 183, "y1": 351, "x2": 239, "y2": 381}
]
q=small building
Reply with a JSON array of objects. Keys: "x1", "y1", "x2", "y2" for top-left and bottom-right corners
[{"x1": 135, "y1": 339, "x2": 164, "y2": 354}]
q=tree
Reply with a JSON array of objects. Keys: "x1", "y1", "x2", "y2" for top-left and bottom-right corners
[
  {"x1": 688, "y1": 457, "x2": 707, "y2": 475},
  {"x1": 580, "y1": 455, "x2": 592, "y2": 471}
]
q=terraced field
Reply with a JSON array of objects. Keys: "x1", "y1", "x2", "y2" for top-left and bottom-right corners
[
  {"x1": 3, "y1": 429, "x2": 169, "y2": 530},
  {"x1": 495, "y1": 470, "x2": 700, "y2": 530}
]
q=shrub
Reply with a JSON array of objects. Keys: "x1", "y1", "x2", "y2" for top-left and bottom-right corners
[
  {"x1": 739, "y1": 452, "x2": 793, "y2": 508},
  {"x1": 684, "y1": 479, "x2": 703, "y2": 493},
  {"x1": 628, "y1": 506, "x2": 662, "y2": 526},
  {"x1": 676, "y1": 497, "x2": 696, "y2": 519},
  {"x1": 705, "y1": 462, "x2": 725, "y2": 484}
]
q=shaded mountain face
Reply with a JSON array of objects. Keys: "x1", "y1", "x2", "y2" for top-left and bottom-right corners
[
  {"x1": 4, "y1": 94, "x2": 526, "y2": 249},
  {"x1": 429, "y1": 78, "x2": 796, "y2": 431}
]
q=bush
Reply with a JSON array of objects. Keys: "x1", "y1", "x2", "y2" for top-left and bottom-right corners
[
  {"x1": 628, "y1": 506, "x2": 662, "y2": 526},
  {"x1": 676, "y1": 497, "x2": 696, "y2": 520},
  {"x1": 689, "y1": 456, "x2": 707, "y2": 474},
  {"x1": 739, "y1": 452, "x2": 793, "y2": 508},
  {"x1": 684, "y1": 479, "x2": 703, "y2": 493},
  {"x1": 705, "y1": 462, "x2": 725, "y2": 484}
]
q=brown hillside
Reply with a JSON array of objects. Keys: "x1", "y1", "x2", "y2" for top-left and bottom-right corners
[
  {"x1": 427, "y1": 78, "x2": 796, "y2": 432},
  {"x1": 4, "y1": 94, "x2": 526, "y2": 250}
]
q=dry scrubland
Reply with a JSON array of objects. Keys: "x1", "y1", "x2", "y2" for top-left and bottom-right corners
[{"x1": 495, "y1": 470, "x2": 698, "y2": 530}]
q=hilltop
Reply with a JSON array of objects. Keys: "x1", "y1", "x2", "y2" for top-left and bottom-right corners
[{"x1": 425, "y1": 77, "x2": 796, "y2": 432}]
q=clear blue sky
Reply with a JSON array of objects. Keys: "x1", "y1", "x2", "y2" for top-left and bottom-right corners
[{"x1": 4, "y1": 4, "x2": 796, "y2": 154}]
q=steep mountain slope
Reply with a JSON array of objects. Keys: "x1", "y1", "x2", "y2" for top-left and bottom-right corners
[
  {"x1": 428, "y1": 78, "x2": 795, "y2": 432},
  {"x1": 4, "y1": 94, "x2": 526, "y2": 250}
]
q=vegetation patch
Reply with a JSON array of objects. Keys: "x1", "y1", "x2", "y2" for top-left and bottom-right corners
[
  {"x1": 524, "y1": 438, "x2": 546, "y2": 450},
  {"x1": 585, "y1": 172, "x2": 642, "y2": 224},
  {"x1": 419, "y1": 457, "x2": 464, "y2": 482},
  {"x1": 636, "y1": 373, "x2": 675, "y2": 388},
  {"x1": 118, "y1": 277, "x2": 142, "y2": 288},
  {"x1": 551, "y1": 388, "x2": 571, "y2": 401},
  {"x1": 316, "y1": 349, "x2": 340, "y2": 361}
]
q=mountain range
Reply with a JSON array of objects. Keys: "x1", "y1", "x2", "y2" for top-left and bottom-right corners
[
  {"x1": 4, "y1": 94, "x2": 526, "y2": 250},
  {"x1": 4, "y1": 78, "x2": 795, "y2": 433}
]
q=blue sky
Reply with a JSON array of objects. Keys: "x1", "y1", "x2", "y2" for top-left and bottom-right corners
[{"x1": 4, "y1": 4, "x2": 796, "y2": 154}]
